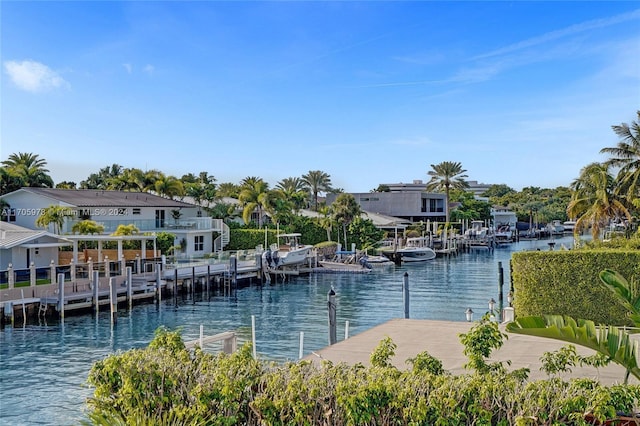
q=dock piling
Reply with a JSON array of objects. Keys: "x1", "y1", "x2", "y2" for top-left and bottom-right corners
[
  {"x1": 251, "y1": 315, "x2": 257, "y2": 359},
  {"x1": 498, "y1": 261, "x2": 504, "y2": 321},
  {"x1": 328, "y1": 287, "x2": 337, "y2": 345},
  {"x1": 58, "y1": 273, "x2": 65, "y2": 320},
  {"x1": 109, "y1": 277, "x2": 117, "y2": 325},
  {"x1": 126, "y1": 266, "x2": 132, "y2": 310},
  {"x1": 403, "y1": 272, "x2": 410, "y2": 319},
  {"x1": 299, "y1": 331, "x2": 304, "y2": 359},
  {"x1": 93, "y1": 270, "x2": 100, "y2": 314}
]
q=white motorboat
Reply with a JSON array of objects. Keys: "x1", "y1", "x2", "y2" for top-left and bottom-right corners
[
  {"x1": 263, "y1": 233, "x2": 312, "y2": 268},
  {"x1": 547, "y1": 220, "x2": 565, "y2": 236},
  {"x1": 395, "y1": 237, "x2": 436, "y2": 262}
]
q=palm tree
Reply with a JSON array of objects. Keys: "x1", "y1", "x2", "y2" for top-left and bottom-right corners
[
  {"x1": 331, "y1": 193, "x2": 362, "y2": 247},
  {"x1": 567, "y1": 162, "x2": 631, "y2": 240},
  {"x1": 79, "y1": 164, "x2": 123, "y2": 189},
  {"x1": 36, "y1": 205, "x2": 73, "y2": 234},
  {"x1": 425, "y1": 161, "x2": 469, "y2": 222},
  {"x1": 301, "y1": 170, "x2": 332, "y2": 211},
  {"x1": 217, "y1": 182, "x2": 240, "y2": 198},
  {"x1": 276, "y1": 177, "x2": 308, "y2": 211},
  {"x1": 1, "y1": 152, "x2": 53, "y2": 189},
  {"x1": 600, "y1": 111, "x2": 640, "y2": 209},
  {"x1": 318, "y1": 205, "x2": 334, "y2": 241},
  {"x1": 238, "y1": 177, "x2": 270, "y2": 227},
  {"x1": 154, "y1": 175, "x2": 185, "y2": 199}
]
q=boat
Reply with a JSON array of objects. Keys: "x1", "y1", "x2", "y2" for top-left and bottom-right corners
[
  {"x1": 491, "y1": 208, "x2": 517, "y2": 244},
  {"x1": 394, "y1": 237, "x2": 436, "y2": 262},
  {"x1": 563, "y1": 220, "x2": 576, "y2": 233},
  {"x1": 547, "y1": 220, "x2": 565, "y2": 236},
  {"x1": 263, "y1": 233, "x2": 312, "y2": 269},
  {"x1": 462, "y1": 220, "x2": 496, "y2": 249}
]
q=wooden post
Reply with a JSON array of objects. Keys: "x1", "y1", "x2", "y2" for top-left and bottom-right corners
[
  {"x1": 251, "y1": 315, "x2": 257, "y2": 359},
  {"x1": 57, "y1": 273, "x2": 65, "y2": 320},
  {"x1": 29, "y1": 262, "x2": 36, "y2": 287},
  {"x1": 403, "y1": 272, "x2": 410, "y2": 319},
  {"x1": 109, "y1": 277, "x2": 117, "y2": 325},
  {"x1": 328, "y1": 287, "x2": 337, "y2": 345},
  {"x1": 498, "y1": 261, "x2": 504, "y2": 321},
  {"x1": 299, "y1": 331, "x2": 304, "y2": 359},
  {"x1": 70, "y1": 259, "x2": 76, "y2": 286},
  {"x1": 155, "y1": 265, "x2": 161, "y2": 303},
  {"x1": 126, "y1": 266, "x2": 132, "y2": 310},
  {"x1": 120, "y1": 255, "x2": 126, "y2": 277},
  {"x1": 104, "y1": 256, "x2": 110, "y2": 278},
  {"x1": 7, "y1": 263, "x2": 14, "y2": 289},
  {"x1": 50, "y1": 260, "x2": 56, "y2": 285},
  {"x1": 93, "y1": 270, "x2": 100, "y2": 314},
  {"x1": 135, "y1": 254, "x2": 141, "y2": 275}
]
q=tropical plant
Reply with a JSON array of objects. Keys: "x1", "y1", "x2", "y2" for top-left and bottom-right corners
[
  {"x1": 600, "y1": 111, "x2": 640, "y2": 210},
  {"x1": 508, "y1": 267, "x2": 640, "y2": 384},
  {"x1": 331, "y1": 193, "x2": 362, "y2": 247},
  {"x1": 154, "y1": 175, "x2": 185, "y2": 199},
  {"x1": 301, "y1": 170, "x2": 332, "y2": 211},
  {"x1": 238, "y1": 177, "x2": 270, "y2": 228},
  {"x1": 506, "y1": 315, "x2": 640, "y2": 384},
  {"x1": 35, "y1": 205, "x2": 73, "y2": 234},
  {"x1": 275, "y1": 177, "x2": 308, "y2": 211},
  {"x1": 71, "y1": 220, "x2": 105, "y2": 235},
  {"x1": 567, "y1": 162, "x2": 631, "y2": 240},
  {"x1": 317, "y1": 205, "x2": 334, "y2": 241},
  {"x1": 1, "y1": 152, "x2": 53, "y2": 189},
  {"x1": 111, "y1": 224, "x2": 140, "y2": 236},
  {"x1": 459, "y1": 313, "x2": 510, "y2": 374},
  {"x1": 79, "y1": 164, "x2": 124, "y2": 189},
  {"x1": 425, "y1": 161, "x2": 469, "y2": 222}
]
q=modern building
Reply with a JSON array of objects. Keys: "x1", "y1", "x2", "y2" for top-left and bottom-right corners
[{"x1": 1, "y1": 188, "x2": 230, "y2": 257}]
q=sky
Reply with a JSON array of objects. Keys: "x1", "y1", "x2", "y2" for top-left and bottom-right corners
[{"x1": 1, "y1": 1, "x2": 639, "y2": 193}]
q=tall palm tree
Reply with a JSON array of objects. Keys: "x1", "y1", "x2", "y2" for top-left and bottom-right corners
[
  {"x1": 1, "y1": 152, "x2": 53, "y2": 189},
  {"x1": 425, "y1": 161, "x2": 469, "y2": 222},
  {"x1": 79, "y1": 164, "x2": 123, "y2": 189},
  {"x1": 238, "y1": 177, "x2": 270, "y2": 227},
  {"x1": 217, "y1": 182, "x2": 240, "y2": 198},
  {"x1": 567, "y1": 162, "x2": 631, "y2": 240},
  {"x1": 600, "y1": 111, "x2": 640, "y2": 210},
  {"x1": 331, "y1": 193, "x2": 362, "y2": 247},
  {"x1": 36, "y1": 205, "x2": 73, "y2": 234},
  {"x1": 154, "y1": 175, "x2": 185, "y2": 199},
  {"x1": 276, "y1": 177, "x2": 308, "y2": 211},
  {"x1": 301, "y1": 170, "x2": 332, "y2": 211}
]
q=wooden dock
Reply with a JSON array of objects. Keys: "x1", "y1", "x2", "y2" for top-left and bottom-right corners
[{"x1": 305, "y1": 318, "x2": 639, "y2": 385}]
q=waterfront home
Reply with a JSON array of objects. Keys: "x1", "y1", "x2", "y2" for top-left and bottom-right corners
[
  {"x1": 0, "y1": 221, "x2": 71, "y2": 269},
  {"x1": 0, "y1": 188, "x2": 230, "y2": 257}
]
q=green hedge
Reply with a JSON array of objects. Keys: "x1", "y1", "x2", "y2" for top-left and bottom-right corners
[
  {"x1": 86, "y1": 327, "x2": 640, "y2": 425},
  {"x1": 511, "y1": 250, "x2": 640, "y2": 326}
]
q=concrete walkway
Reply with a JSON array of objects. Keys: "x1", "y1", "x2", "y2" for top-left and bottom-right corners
[{"x1": 305, "y1": 318, "x2": 638, "y2": 385}]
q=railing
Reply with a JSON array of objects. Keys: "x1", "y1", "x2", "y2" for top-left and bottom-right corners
[
  {"x1": 63, "y1": 217, "x2": 224, "y2": 234},
  {"x1": 0, "y1": 257, "x2": 164, "y2": 291}
]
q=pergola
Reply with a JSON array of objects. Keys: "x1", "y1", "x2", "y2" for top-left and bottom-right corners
[{"x1": 64, "y1": 234, "x2": 158, "y2": 263}]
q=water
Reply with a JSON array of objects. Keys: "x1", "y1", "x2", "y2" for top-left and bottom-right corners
[{"x1": 0, "y1": 236, "x2": 575, "y2": 425}]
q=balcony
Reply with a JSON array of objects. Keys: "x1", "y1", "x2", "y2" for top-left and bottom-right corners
[{"x1": 63, "y1": 217, "x2": 223, "y2": 234}]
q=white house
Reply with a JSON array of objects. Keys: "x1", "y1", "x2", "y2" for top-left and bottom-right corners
[
  {"x1": 1, "y1": 188, "x2": 230, "y2": 257},
  {"x1": 0, "y1": 221, "x2": 71, "y2": 270}
]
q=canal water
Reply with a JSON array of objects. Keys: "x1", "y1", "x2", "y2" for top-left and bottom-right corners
[{"x1": 0, "y1": 236, "x2": 575, "y2": 425}]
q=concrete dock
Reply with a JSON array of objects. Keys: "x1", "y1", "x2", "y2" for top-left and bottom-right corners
[{"x1": 305, "y1": 318, "x2": 639, "y2": 385}]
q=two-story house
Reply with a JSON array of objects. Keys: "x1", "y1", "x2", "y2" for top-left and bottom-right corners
[
  {"x1": 1, "y1": 188, "x2": 230, "y2": 259},
  {"x1": 326, "y1": 184, "x2": 448, "y2": 223}
]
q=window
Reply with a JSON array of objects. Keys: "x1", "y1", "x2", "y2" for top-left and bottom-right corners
[
  {"x1": 194, "y1": 235, "x2": 204, "y2": 252},
  {"x1": 132, "y1": 208, "x2": 141, "y2": 215},
  {"x1": 429, "y1": 199, "x2": 444, "y2": 213}
]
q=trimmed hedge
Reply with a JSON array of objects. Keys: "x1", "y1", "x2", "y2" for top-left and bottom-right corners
[{"x1": 511, "y1": 250, "x2": 640, "y2": 326}]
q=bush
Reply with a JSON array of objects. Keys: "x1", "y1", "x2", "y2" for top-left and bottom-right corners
[{"x1": 85, "y1": 327, "x2": 640, "y2": 425}]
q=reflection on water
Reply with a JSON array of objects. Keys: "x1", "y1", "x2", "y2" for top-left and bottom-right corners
[{"x1": 0, "y1": 236, "x2": 575, "y2": 425}]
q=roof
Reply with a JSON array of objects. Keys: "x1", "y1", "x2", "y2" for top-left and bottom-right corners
[
  {"x1": 0, "y1": 221, "x2": 70, "y2": 249},
  {"x1": 5, "y1": 188, "x2": 196, "y2": 208}
]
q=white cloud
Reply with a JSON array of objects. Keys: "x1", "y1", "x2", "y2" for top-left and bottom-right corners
[
  {"x1": 4, "y1": 60, "x2": 68, "y2": 92},
  {"x1": 143, "y1": 64, "x2": 155, "y2": 74},
  {"x1": 123, "y1": 63, "x2": 132, "y2": 74}
]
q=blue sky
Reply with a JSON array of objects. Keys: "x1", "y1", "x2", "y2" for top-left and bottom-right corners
[{"x1": 2, "y1": 1, "x2": 639, "y2": 193}]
